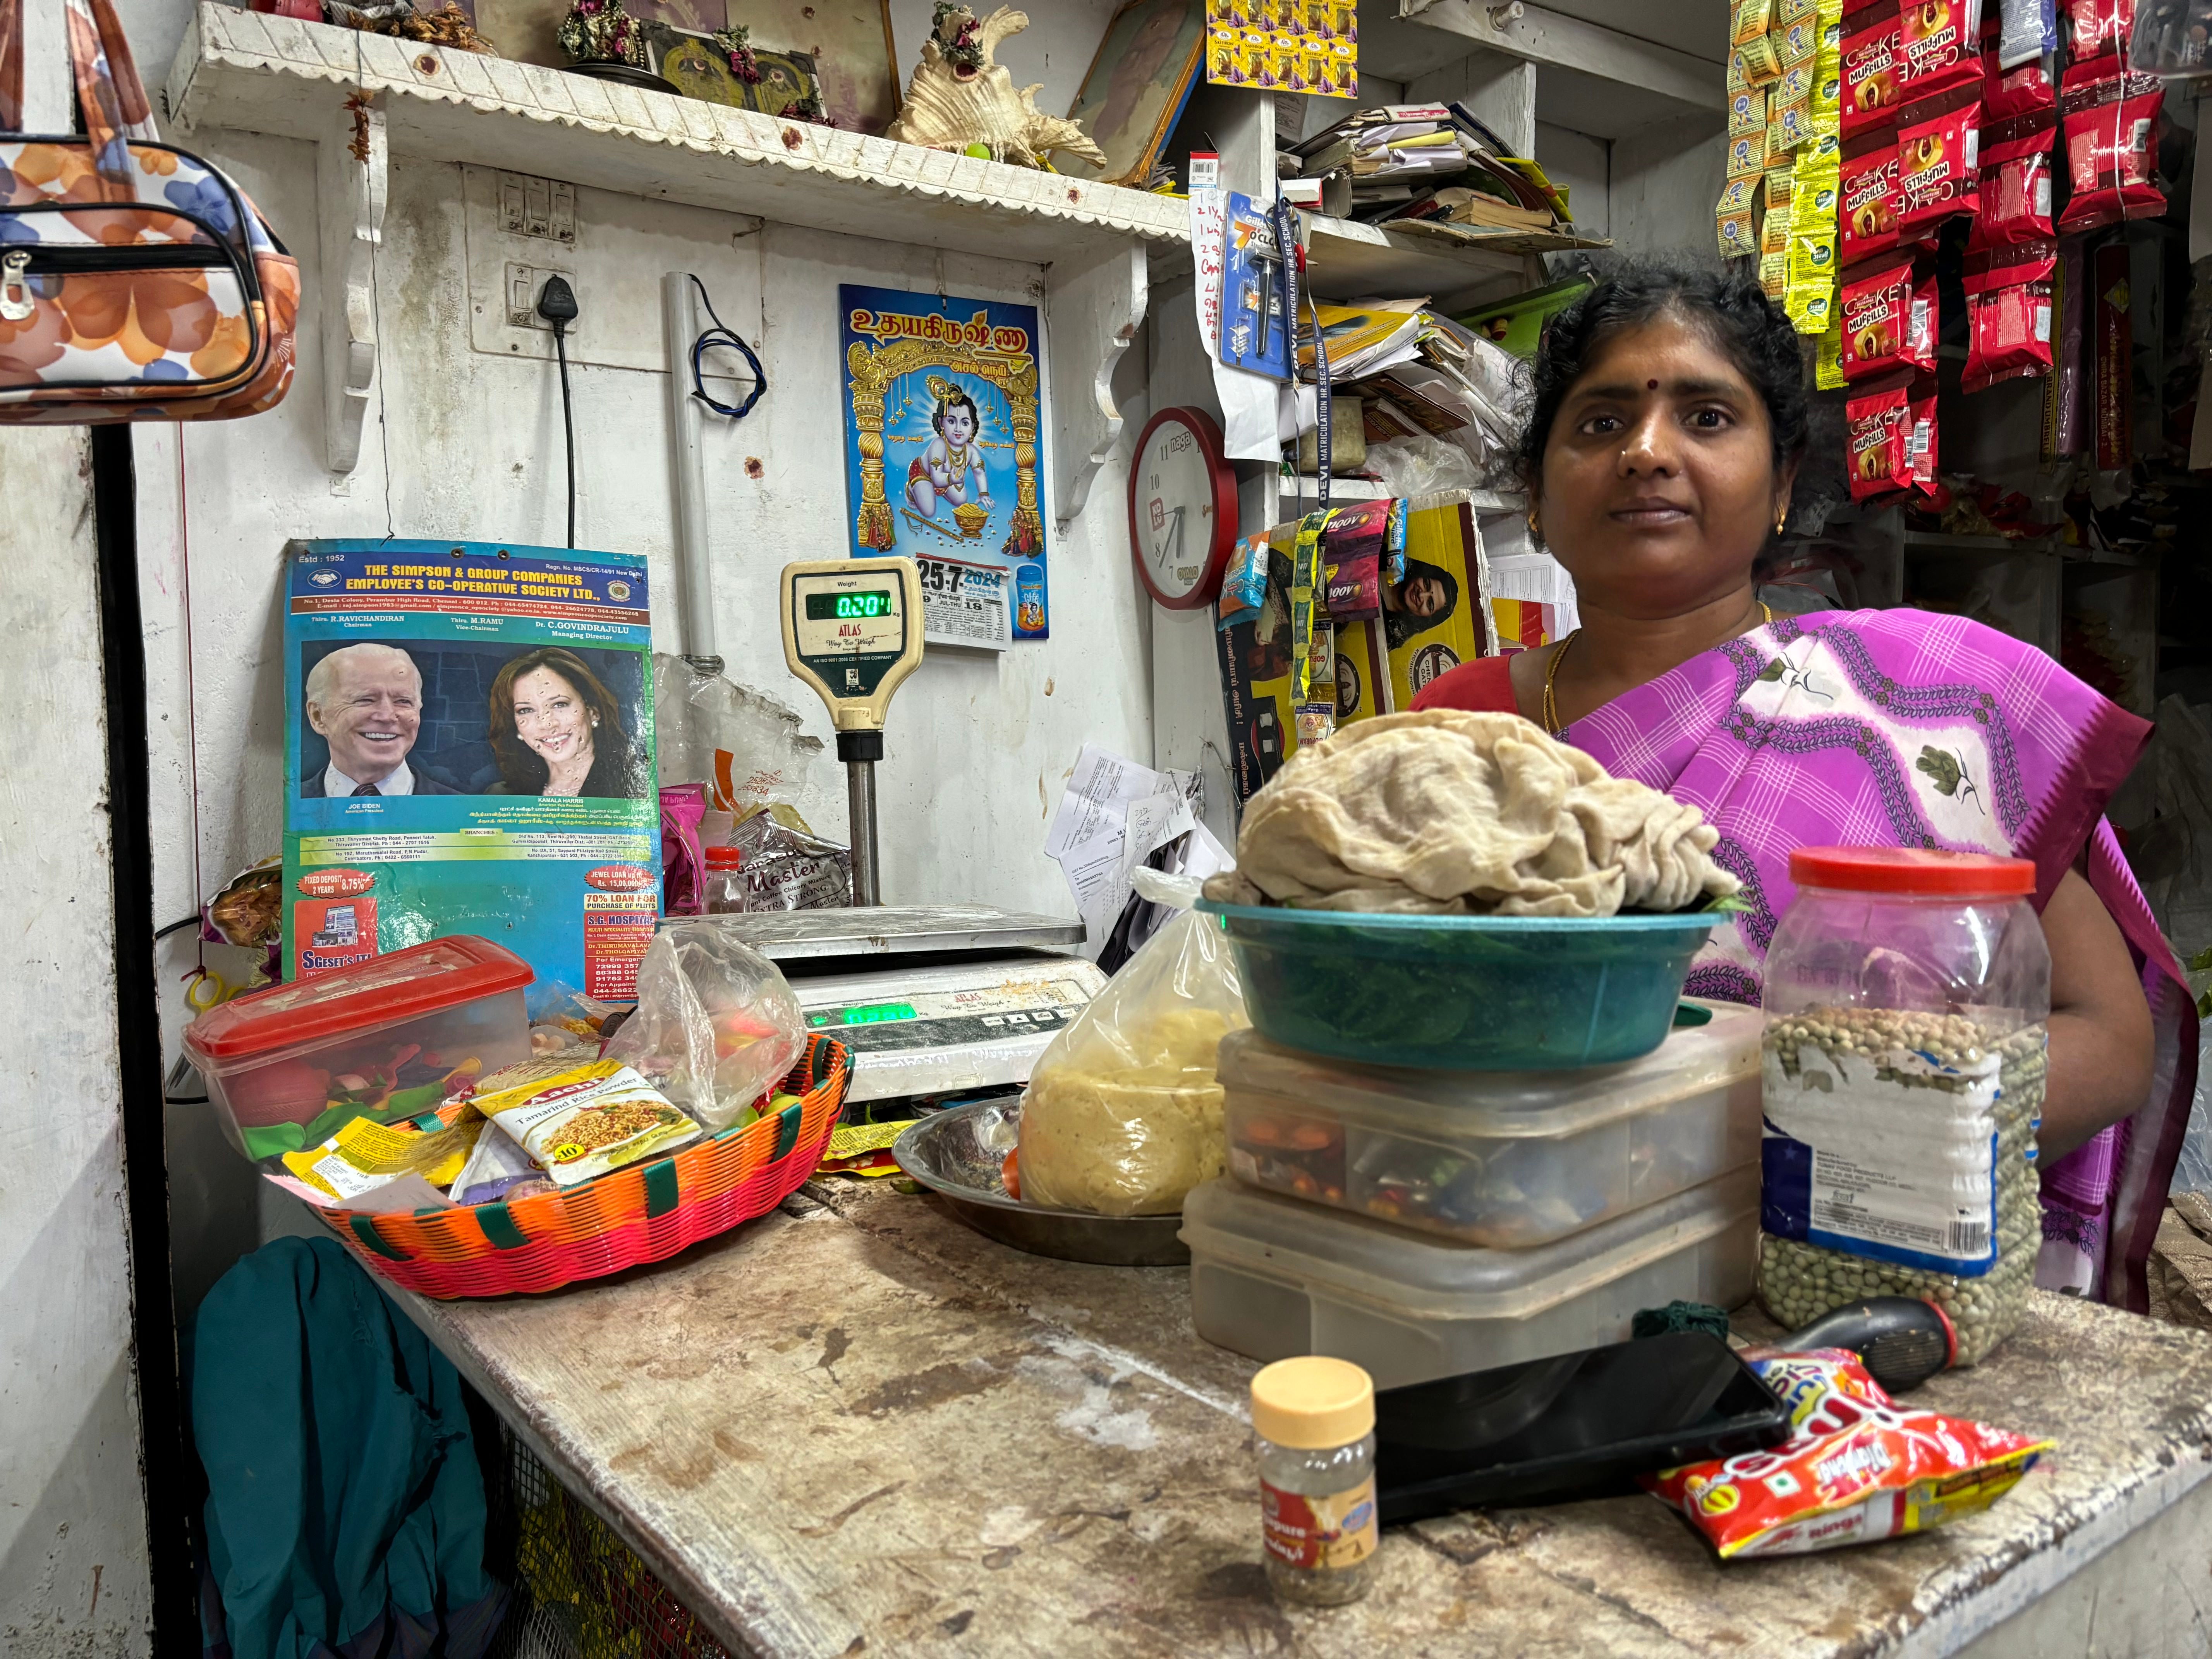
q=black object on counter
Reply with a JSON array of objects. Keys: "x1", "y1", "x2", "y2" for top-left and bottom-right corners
[
  {"x1": 1779, "y1": 1296, "x2": 1957, "y2": 1394},
  {"x1": 1372, "y1": 1332, "x2": 1793, "y2": 1525}
]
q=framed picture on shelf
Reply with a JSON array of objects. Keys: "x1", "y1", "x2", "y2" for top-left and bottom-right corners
[
  {"x1": 643, "y1": 22, "x2": 820, "y2": 115},
  {"x1": 725, "y1": 0, "x2": 897, "y2": 132},
  {"x1": 1063, "y1": 0, "x2": 1207, "y2": 187}
]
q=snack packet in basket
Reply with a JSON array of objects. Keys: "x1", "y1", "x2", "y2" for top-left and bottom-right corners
[
  {"x1": 472, "y1": 1056, "x2": 703, "y2": 1187},
  {"x1": 1645, "y1": 1349, "x2": 2051, "y2": 1559}
]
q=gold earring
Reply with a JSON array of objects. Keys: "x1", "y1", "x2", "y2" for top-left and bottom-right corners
[
  {"x1": 1527, "y1": 510, "x2": 1543, "y2": 543},
  {"x1": 1774, "y1": 511, "x2": 1788, "y2": 535}
]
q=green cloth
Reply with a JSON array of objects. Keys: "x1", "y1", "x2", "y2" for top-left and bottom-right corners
[{"x1": 192, "y1": 1237, "x2": 503, "y2": 1659}]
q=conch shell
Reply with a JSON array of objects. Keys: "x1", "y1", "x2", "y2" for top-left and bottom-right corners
[{"x1": 885, "y1": 8, "x2": 1106, "y2": 171}]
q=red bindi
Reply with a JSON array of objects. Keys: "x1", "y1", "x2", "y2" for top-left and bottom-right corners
[{"x1": 1647, "y1": 378, "x2": 1659, "y2": 390}]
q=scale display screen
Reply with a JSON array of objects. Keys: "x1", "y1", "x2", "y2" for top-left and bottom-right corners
[
  {"x1": 809, "y1": 1001, "x2": 917, "y2": 1028},
  {"x1": 805, "y1": 590, "x2": 896, "y2": 621}
]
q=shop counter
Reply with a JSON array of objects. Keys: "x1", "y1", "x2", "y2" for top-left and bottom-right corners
[{"x1": 377, "y1": 1178, "x2": 2212, "y2": 1658}]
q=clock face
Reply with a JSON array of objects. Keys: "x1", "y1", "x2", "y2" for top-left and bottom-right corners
[{"x1": 1130, "y1": 407, "x2": 1235, "y2": 610}]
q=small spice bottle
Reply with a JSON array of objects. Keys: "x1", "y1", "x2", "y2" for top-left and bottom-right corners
[
  {"x1": 702, "y1": 845, "x2": 744, "y2": 914},
  {"x1": 1251, "y1": 1355, "x2": 1379, "y2": 1606}
]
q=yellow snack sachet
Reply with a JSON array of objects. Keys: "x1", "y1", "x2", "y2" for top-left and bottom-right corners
[
  {"x1": 1789, "y1": 281, "x2": 1835, "y2": 338},
  {"x1": 1731, "y1": 0, "x2": 1773, "y2": 48},
  {"x1": 282, "y1": 1111, "x2": 484, "y2": 1203},
  {"x1": 1740, "y1": 30, "x2": 1783, "y2": 82},
  {"x1": 1726, "y1": 128, "x2": 1769, "y2": 180},
  {"x1": 1730, "y1": 85, "x2": 1768, "y2": 137},
  {"x1": 1763, "y1": 198, "x2": 1795, "y2": 254},
  {"x1": 1760, "y1": 249, "x2": 1789, "y2": 299},
  {"x1": 1719, "y1": 174, "x2": 1759, "y2": 214},
  {"x1": 1765, "y1": 167, "x2": 1795, "y2": 210},
  {"x1": 1719, "y1": 206, "x2": 1757, "y2": 258}
]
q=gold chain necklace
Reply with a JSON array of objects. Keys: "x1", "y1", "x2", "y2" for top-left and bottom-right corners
[{"x1": 1543, "y1": 601, "x2": 1773, "y2": 738}]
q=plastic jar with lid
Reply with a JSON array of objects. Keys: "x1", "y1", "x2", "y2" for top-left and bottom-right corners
[
  {"x1": 1251, "y1": 1355, "x2": 1379, "y2": 1606},
  {"x1": 1756, "y1": 847, "x2": 2049, "y2": 1366},
  {"x1": 702, "y1": 846, "x2": 744, "y2": 915}
]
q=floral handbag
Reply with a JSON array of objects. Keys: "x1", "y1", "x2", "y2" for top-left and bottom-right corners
[{"x1": 0, "y1": 0, "x2": 297, "y2": 423}]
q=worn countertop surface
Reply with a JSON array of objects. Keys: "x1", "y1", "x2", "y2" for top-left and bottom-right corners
[{"x1": 389, "y1": 1178, "x2": 2212, "y2": 1658}]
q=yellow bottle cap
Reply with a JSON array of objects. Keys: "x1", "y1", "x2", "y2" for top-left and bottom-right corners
[{"x1": 1250, "y1": 1356, "x2": 1374, "y2": 1450}]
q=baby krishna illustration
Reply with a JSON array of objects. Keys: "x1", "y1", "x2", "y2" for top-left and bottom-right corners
[{"x1": 906, "y1": 375, "x2": 995, "y2": 521}]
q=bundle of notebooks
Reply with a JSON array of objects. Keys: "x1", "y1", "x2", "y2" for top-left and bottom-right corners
[
  {"x1": 1296, "y1": 297, "x2": 1525, "y2": 481},
  {"x1": 1279, "y1": 101, "x2": 1611, "y2": 252}
]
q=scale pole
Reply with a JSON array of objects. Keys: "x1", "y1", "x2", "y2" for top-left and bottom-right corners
[{"x1": 839, "y1": 731, "x2": 884, "y2": 906}]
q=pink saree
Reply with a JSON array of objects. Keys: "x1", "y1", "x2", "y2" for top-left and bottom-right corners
[{"x1": 1563, "y1": 608, "x2": 2198, "y2": 1312}]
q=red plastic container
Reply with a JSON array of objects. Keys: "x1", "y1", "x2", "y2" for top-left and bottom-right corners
[{"x1": 182, "y1": 936, "x2": 534, "y2": 1163}]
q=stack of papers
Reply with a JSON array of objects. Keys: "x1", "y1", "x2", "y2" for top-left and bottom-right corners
[
  {"x1": 1283, "y1": 101, "x2": 1611, "y2": 252},
  {"x1": 1044, "y1": 745, "x2": 1231, "y2": 962},
  {"x1": 1299, "y1": 299, "x2": 1528, "y2": 480}
]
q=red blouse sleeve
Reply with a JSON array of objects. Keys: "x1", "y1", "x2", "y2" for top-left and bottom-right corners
[{"x1": 1410, "y1": 653, "x2": 1518, "y2": 714}]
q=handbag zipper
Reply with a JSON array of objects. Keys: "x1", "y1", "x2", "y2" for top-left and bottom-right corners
[{"x1": 2, "y1": 243, "x2": 234, "y2": 322}]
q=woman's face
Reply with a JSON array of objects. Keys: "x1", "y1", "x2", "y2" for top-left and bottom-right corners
[
  {"x1": 1537, "y1": 311, "x2": 1794, "y2": 620},
  {"x1": 510, "y1": 666, "x2": 595, "y2": 768},
  {"x1": 1401, "y1": 574, "x2": 1448, "y2": 618},
  {"x1": 943, "y1": 404, "x2": 975, "y2": 446}
]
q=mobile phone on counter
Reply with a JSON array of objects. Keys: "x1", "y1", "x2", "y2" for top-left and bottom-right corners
[{"x1": 1373, "y1": 1332, "x2": 1793, "y2": 1525}]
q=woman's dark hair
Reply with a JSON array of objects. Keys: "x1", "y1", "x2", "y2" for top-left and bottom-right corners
[
  {"x1": 1518, "y1": 264, "x2": 1810, "y2": 491},
  {"x1": 488, "y1": 646, "x2": 636, "y2": 797},
  {"x1": 1383, "y1": 558, "x2": 1459, "y2": 651}
]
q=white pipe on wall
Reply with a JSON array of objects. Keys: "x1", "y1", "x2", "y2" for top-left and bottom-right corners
[{"x1": 662, "y1": 270, "x2": 718, "y2": 665}]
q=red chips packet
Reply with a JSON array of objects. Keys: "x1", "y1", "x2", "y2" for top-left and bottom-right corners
[
  {"x1": 1963, "y1": 246, "x2": 2056, "y2": 393},
  {"x1": 1899, "y1": 0, "x2": 1986, "y2": 100},
  {"x1": 1897, "y1": 94, "x2": 1984, "y2": 229},
  {"x1": 1844, "y1": 6, "x2": 1907, "y2": 136},
  {"x1": 1847, "y1": 383, "x2": 1913, "y2": 499},
  {"x1": 2066, "y1": 0, "x2": 2134, "y2": 56},
  {"x1": 1645, "y1": 1351, "x2": 2052, "y2": 1561},
  {"x1": 1980, "y1": 15, "x2": 2055, "y2": 122},
  {"x1": 1969, "y1": 115, "x2": 2056, "y2": 249},
  {"x1": 2059, "y1": 55, "x2": 2166, "y2": 232},
  {"x1": 1841, "y1": 145, "x2": 1903, "y2": 266}
]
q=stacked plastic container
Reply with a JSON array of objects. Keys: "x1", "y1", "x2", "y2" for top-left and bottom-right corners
[{"x1": 1182, "y1": 1003, "x2": 1766, "y2": 1391}]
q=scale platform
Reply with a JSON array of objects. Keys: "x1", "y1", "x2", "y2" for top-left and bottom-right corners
[{"x1": 670, "y1": 907, "x2": 1098, "y2": 1106}]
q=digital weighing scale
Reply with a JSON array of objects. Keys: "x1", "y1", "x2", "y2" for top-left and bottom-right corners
[{"x1": 677, "y1": 562, "x2": 1106, "y2": 1114}]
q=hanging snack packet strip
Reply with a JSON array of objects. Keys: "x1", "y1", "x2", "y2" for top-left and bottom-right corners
[
  {"x1": 1899, "y1": 0, "x2": 1987, "y2": 100},
  {"x1": 1646, "y1": 1350, "x2": 2052, "y2": 1560},
  {"x1": 1846, "y1": 382, "x2": 1913, "y2": 500},
  {"x1": 1896, "y1": 92, "x2": 1984, "y2": 232},
  {"x1": 1717, "y1": 175, "x2": 1759, "y2": 259},
  {"x1": 1963, "y1": 241, "x2": 2056, "y2": 392},
  {"x1": 1842, "y1": 2, "x2": 1906, "y2": 136},
  {"x1": 2057, "y1": 54, "x2": 2165, "y2": 232},
  {"x1": 1969, "y1": 114, "x2": 2056, "y2": 249},
  {"x1": 1787, "y1": 134, "x2": 1843, "y2": 332}
]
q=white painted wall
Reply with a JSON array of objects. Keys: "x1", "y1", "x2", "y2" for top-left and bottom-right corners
[
  {"x1": 0, "y1": 427, "x2": 155, "y2": 1654},
  {"x1": 1610, "y1": 110, "x2": 1728, "y2": 263}
]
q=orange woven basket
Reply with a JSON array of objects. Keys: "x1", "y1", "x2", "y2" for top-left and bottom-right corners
[{"x1": 319, "y1": 1036, "x2": 850, "y2": 1298}]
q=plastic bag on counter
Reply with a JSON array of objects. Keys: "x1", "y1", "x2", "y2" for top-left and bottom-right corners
[
  {"x1": 526, "y1": 980, "x2": 623, "y2": 1056},
  {"x1": 602, "y1": 922, "x2": 807, "y2": 1132},
  {"x1": 1016, "y1": 870, "x2": 1249, "y2": 1216}
]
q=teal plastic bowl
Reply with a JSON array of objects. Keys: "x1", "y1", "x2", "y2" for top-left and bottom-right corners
[{"x1": 1201, "y1": 901, "x2": 1723, "y2": 1071}]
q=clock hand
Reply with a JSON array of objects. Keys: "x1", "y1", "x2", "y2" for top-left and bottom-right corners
[{"x1": 1156, "y1": 505, "x2": 1184, "y2": 568}]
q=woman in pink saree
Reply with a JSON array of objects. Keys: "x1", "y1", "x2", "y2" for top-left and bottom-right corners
[{"x1": 1417, "y1": 266, "x2": 2194, "y2": 1310}]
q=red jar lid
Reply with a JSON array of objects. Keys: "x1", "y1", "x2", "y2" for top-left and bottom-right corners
[
  {"x1": 182, "y1": 934, "x2": 533, "y2": 1061},
  {"x1": 1790, "y1": 846, "x2": 2036, "y2": 897},
  {"x1": 704, "y1": 847, "x2": 741, "y2": 869}
]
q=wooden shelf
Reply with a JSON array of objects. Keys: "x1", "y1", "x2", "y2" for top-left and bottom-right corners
[
  {"x1": 164, "y1": 5, "x2": 1189, "y2": 266},
  {"x1": 1298, "y1": 211, "x2": 1536, "y2": 312}
]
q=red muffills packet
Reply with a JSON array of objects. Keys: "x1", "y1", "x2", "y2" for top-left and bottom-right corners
[
  {"x1": 1843, "y1": 3, "x2": 1906, "y2": 136},
  {"x1": 1841, "y1": 144, "x2": 1903, "y2": 266},
  {"x1": 1847, "y1": 383, "x2": 1911, "y2": 500},
  {"x1": 1645, "y1": 1351, "x2": 2052, "y2": 1560},
  {"x1": 1898, "y1": 0, "x2": 1986, "y2": 101},
  {"x1": 1969, "y1": 114, "x2": 2056, "y2": 249},
  {"x1": 2059, "y1": 55, "x2": 2166, "y2": 232},
  {"x1": 1897, "y1": 93, "x2": 1984, "y2": 230},
  {"x1": 1963, "y1": 242, "x2": 2056, "y2": 393},
  {"x1": 2066, "y1": 0, "x2": 2134, "y2": 56},
  {"x1": 1841, "y1": 257, "x2": 1937, "y2": 380}
]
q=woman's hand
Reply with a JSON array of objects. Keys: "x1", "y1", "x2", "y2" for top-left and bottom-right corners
[{"x1": 2041, "y1": 869, "x2": 2156, "y2": 1160}]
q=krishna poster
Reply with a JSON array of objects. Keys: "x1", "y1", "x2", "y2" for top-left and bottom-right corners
[{"x1": 838, "y1": 283, "x2": 1050, "y2": 648}]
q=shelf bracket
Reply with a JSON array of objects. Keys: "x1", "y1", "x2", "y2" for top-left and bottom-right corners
[
  {"x1": 318, "y1": 91, "x2": 388, "y2": 477},
  {"x1": 1045, "y1": 242, "x2": 1147, "y2": 524}
]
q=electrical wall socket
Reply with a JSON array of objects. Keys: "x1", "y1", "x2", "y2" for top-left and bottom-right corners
[
  {"x1": 505, "y1": 263, "x2": 580, "y2": 333},
  {"x1": 498, "y1": 172, "x2": 576, "y2": 244}
]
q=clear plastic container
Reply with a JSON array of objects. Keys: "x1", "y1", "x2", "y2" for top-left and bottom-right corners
[
  {"x1": 702, "y1": 845, "x2": 744, "y2": 914},
  {"x1": 1200, "y1": 901, "x2": 1721, "y2": 1070},
  {"x1": 1219, "y1": 1004, "x2": 1762, "y2": 1247},
  {"x1": 181, "y1": 936, "x2": 534, "y2": 1163},
  {"x1": 1182, "y1": 1166, "x2": 1758, "y2": 1390},
  {"x1": 1755, "y1": 848, "x2": 2050, "y2": 1366}
]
